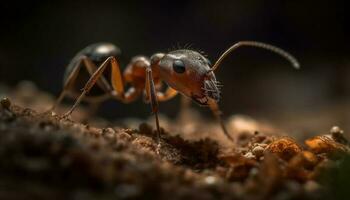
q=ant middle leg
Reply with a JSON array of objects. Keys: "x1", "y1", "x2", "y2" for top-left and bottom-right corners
[
  {"x1": 145, "y1": 66, "x2": 162, "y2": 151},
  {"x1": 145, "y1": 78, "x2": 179, "y2": 153},
  {"x1": 155, "y1": 87, "x2": 178, "y2": 102}
]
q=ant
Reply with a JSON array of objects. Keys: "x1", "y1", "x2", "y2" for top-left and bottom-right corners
[{"x1": 51, "y1": 41, "x2": 299, "y2": 147}]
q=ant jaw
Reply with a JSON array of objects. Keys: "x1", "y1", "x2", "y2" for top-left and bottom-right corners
[
  {"x1": 191, "y1": 79, "x2": 221, "y2": 106},
  {"x1": 191, "y1": 95, "x2": 210, "y2": 106},
  {"x1": 203, "y1": 74, "x2": 221, "y2": 102},
  {"x1": 192, "y1": 95, "x2": 221, "y2": 107}
]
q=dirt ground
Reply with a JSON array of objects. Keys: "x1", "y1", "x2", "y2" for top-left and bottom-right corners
[{"x1": 0, "y1": 82, "x2": 349, "y2": 200}]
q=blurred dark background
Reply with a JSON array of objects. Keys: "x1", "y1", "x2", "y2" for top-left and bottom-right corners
[{"x1": 0, "y1": 0, "x2": 349, "y2": 131}]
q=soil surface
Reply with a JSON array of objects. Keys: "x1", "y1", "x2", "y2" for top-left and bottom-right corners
[{"x1": 0, "y1": 82, "x2": 349, "y2": 200}]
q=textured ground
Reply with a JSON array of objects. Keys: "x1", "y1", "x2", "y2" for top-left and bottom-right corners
[{"x1": 0, "y1": 82, "x2": 349, "y2": 200}]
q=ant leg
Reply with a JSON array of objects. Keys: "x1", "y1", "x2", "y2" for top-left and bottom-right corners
[
  {"x1": 81, "y1": 93, "x2": 111, "y2": 117},
  {"x1": 85, "y1": 88, "x2": 140, "y2": 117},
  {"x1": 50, "y1": 56, "x2": 113, "y2": 112},
  {"x1": 208, "y1": 99, "x2": 234, "y2": 142},
  {"x1": 50, "y1": 59, "x2": 84, "y2": 111},
  {"x1": 63, "y1": 56, "x2": 124, "y2": 117},
  {"x1": 51, "y1": 90, "x2": 68, "y2": 112},
  {"x1": 145, "y1": 67, "x2": 161, "y2": 149},
  {"x1": 81, "y1": 56, "x2": 113, "y2": 92},
  {"x1": 119, "y1": 87, "x2": 141, "y2": 103},
  {"x1": 65, "y1": 91, "x2": 111, "y2": 103},
  {"x1": 60, "y1": 92, "x2": 111, "y2": 119},
  {"x1": 155, "y1": 87, "x2": 178, "y2": 102},
  {"x1": 80, "y1": 57, "x2": 117, "y2": 117}
]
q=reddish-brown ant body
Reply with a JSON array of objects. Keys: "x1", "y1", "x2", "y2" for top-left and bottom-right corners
[{"x1": 51, "y1": 41, "x2": 299, "y2": 146}]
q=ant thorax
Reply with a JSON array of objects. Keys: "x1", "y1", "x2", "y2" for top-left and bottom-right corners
[{"x1": 124, "y1": 56, "x2": 161, "y2": 88}]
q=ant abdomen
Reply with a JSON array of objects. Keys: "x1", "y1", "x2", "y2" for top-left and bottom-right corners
[{"x1": 63, "y1": 43, "x2": 121, "y2": 99}]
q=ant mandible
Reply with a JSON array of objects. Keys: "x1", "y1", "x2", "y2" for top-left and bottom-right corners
[{"x1": 51, "y1": 41, "x2": 299, "y2": 146}]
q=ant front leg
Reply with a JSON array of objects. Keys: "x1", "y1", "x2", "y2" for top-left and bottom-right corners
[
  {"x1": 145, "y1": 66, "x2": 163, "y2": 151},
  {"x1": 208, "y1": 99, "x2": 234, "y2": 142},
  {"x1": 62, "y1": 56, "x2": 129, "y2": 118}
]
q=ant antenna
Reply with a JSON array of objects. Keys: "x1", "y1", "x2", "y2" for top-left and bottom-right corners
[{"x1": 210, "y1": 41, "x2": 300, "y2": 72}]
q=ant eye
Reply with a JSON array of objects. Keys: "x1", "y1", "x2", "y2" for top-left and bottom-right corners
[{"x1": 173, "y1": 59, "x2": 186, "y2": 73}]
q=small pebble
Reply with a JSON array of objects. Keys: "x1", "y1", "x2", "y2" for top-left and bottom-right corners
[
  {"x1": 330, "y1": 126, "x2": 348, "y2": 144},
  {"x1": 51, "y1": 112, "x2": 58, "y2": 117},
  {"x1": 304, "y1": 180, "x2": 321, "y2": 193},
  {"x1": 139, "y1": 123, "x2": 153, "y2": 135},
  {"x1": 330, "y1": 126, "x2": 343, "y2": 135},
  {"x1": 249, "y1": 167, "x2": 259, "y2": 178},
  {"x1": 252, "y1": 146, "x2": 265, "y2": 157},
  {"x1": 0, "y1": 97, "x2": 11, "y2": 109},
  {"x1": 244, "y1": 152, "x2": 256, "y2": 159},
  {"x1": 204, "y1": 176, "x2": 218, "y2": 185},
  {"x1": 118, "y1": 131, "x2": 132, "y2": 141},
  {"x1": 103, "y1": 127, "x2": 116, "y2": 134},
  {"x1": 103, "y1": 128, "x2": 116, "y2": 141}
]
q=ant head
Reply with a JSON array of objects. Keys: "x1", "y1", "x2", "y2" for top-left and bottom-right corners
[
  {"x1": 150, "y1": 41, "x2": 300, "y2": 106},
  {"x1": 151, "y1": 50, "x2": 220, "y2": 106}
]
